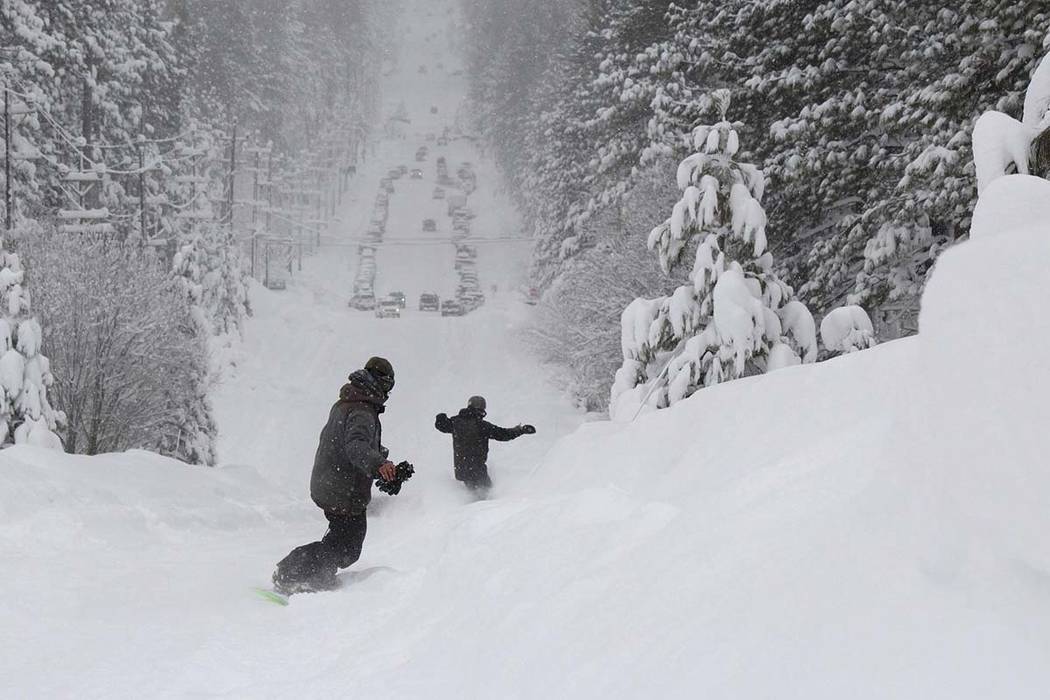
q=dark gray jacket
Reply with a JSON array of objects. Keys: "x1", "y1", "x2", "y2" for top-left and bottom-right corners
[
  {"x1": 310, "y1": 379, "x2": 387, "y2": 513},
  {"x1": 435, "y1": 407, "x2": 523, "y2": 481}
]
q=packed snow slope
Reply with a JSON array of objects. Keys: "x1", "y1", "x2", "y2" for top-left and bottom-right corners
[{"x1": 3, "y1": 3, "x2": 1050, "y2": 700}]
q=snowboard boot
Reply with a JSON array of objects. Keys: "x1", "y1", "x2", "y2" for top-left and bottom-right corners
[{"x1": 272, "y1": 565, "x2": 339, "y2": 596}]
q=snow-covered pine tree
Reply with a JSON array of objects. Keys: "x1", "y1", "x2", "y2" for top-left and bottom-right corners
[
  {"x1": 0, "y1": 233, "x2": 61, "y2": 448},
  {"x1": 173, "y1": 222, "x2": 249, "y2": 339},
  {"x1": 611, "y1": 91, "x2": 816, "y2": 416}
]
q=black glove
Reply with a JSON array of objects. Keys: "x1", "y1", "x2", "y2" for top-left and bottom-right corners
[
  {"x1": 375, "y1": 461, "x2": 415, "y2": 495},
  {"x1": 520, "y1": 424, "x2": 536, "y2": 435}
]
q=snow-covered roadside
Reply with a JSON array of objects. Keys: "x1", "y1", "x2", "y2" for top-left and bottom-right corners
[{"x1": 4, "y1": 0, "x2": 1050, "y2": 696}]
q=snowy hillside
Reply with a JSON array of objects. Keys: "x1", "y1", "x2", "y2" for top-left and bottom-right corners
[{"x1": 3, "y1": 0, "x2": 1050, "y2": 697}]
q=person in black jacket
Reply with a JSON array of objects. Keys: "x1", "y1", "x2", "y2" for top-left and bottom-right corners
[
  {"x1": 435, "y1": 395, "x2": 535, "y2": 495},
  {"x1": 272, "y1": 357, "x2": 401, "y2": 595}
]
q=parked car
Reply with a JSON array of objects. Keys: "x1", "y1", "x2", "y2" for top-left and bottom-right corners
[
  {"x1": 388, "y1": 168, "x2": 402, "y2": 179},
  {"x1": 441, "y1": 299, "x2": 464, "y2": 317},
  {"x1": 398, "y1": 164, "x2": 408, "y2": 175},
  {"x1": 375, "y1": 299, "x2": 401, "y2": 318},
  {"x1": 349, "y1": 294, "x2": 377, "y2": 311},
  {"x1": 433, "y1": 187, "x2": 446, "y2": 200},
  {"x1": 524, "y1": 287, "x2": 541, "y2": 305},
  {"x1": 430, "y1": 105, "x2": 438, "y2": 114},
  {"x1": 422, "y1": 218, "x2": 437, "y2": 232},
  {"x1": 388, "y1": 291, "x2": 407, "y2": 309},
  {"x1": 419, "y1": 292, "x2": 440, "y2": 311},
  {"x1": 415, "y1": 148, "x2": 428, "y2": 162},
  {"x1": 410, "y1": 168, "x2": 424, "y2": 179},
  {"x1": 437, "y1": 135, "x2": 449, "y2": 146}
]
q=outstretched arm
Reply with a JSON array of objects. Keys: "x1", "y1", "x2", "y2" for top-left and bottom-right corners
[
  {"x1": 435, "y1": 412, "x2": 453, "y2": 434},
  {"x1": 483, "y1": 421, "x2": 524, "y2": 442}
]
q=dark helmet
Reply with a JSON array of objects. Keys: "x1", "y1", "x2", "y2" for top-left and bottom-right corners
[
  {"x1": 364, "y1": 356, "x2": 395, "y2": 394},
  {"x1": 467, "y1": 395, "x2": 486, "y2": 414}
]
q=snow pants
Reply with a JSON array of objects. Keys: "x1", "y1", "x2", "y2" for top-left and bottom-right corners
[
  {"x1": 275, "y1": 510, "x2": 367, "y2": 584},
  {"x1": 458, "y1": 465, "x2": 492, "y2": 495}
]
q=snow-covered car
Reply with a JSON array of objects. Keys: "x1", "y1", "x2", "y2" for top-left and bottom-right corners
[
  {"x1": 349, "y1": 294, "x2": 376, "y2": 311},
  {"x1": 430, "y1": 105, "x2": 438, "y2": 114},
  {"x1": 398, "y1": 164, "x2": 408, "y2": 176},
  {"x1": 524, "y1": 287, "x2": 541, "y2": 305},
  {"x1": 433, "y1": 187, "x2": 446, "y2": 200},
  {"x1": 422, "y1": 218, "x2": 437, "y2": 232},
  {"x1": 410, "y1": 168, "x2": 424, "y2": 179},
  {"x1": 388, "y1": 168, "x2": 402, "y2": 179},
  {"x1": 437, "y1": 136, "x2": 449, "y2": 146},
  {"x1": 425, "y1": 133, "x2": 436, "y2": 142},
  {"x1": 440, "y1": 299, "x2": 464, "y2": 317},
  {"x1": 375, "y1": 300, "x2": 401, "y2": 318},
  {"x1": 388, "y1": 291, "x2": 407, "y2": 309},
  {"x1": 419, "y1": 293, "x2": 440, "y2": 311}
]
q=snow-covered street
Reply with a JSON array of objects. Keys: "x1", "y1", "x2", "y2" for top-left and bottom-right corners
[{"x1": 4, "y1": 0, "x2": 1050, "y2": 697}]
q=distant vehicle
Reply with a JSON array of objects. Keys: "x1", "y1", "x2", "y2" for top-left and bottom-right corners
[
  {"x1": 410, "y1": 168, "x2": 424, "y2": 179},
  {"x1": 398, "y1": 165, "x2": 408, "y2": 175},
  {"x1": 430, "y1": 106, "x2": 438, "y2": 114},
  {"x1": 437, "y1": 136, "x2": 449, "y2": 146},
  {"x1": 383, "y1": 180, "x2": 395, "y2": 194},
  {"x1": 418, "y1": 64, "x2": 428, "y2": 74},
  {"x1": 419, "y1": 293, "x2": 440, "y2": 311},
  {"x1": 524, "y1": 287, "x2": 541, "y2": 305},
  {"x1": 388, "y1": 168, "x2": 402, "y2": 179},
  {"x1": 349, "y1": 294, "x2": 377, "y2": 311},
  {"x1": 415, "y1": 149, "x2": 427, "y2": 162},
  {"x1": 433, "y1": 187, "x2": 446, "y2": 200},
  {"x1": 388, "y1": 291, "x2": 407, "y2": 309},
  {"x1": 375, "y1": 299, "x2": 401, "y2": 318},
  {"x1": 422, "y1": 218, "x2": 437, "y2": 232},
  {"x1": 441, "y1": 299, "x2": 464, "y2": 317}
]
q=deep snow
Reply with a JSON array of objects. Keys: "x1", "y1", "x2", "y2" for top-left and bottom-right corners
[{"x1": 3, "y1": 1, "x2": 1050, "y2": 698}]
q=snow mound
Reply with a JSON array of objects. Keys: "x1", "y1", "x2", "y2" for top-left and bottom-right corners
[
  {"x1": 969, "y1": 174, "x2": 1050, "y2": 240},
  {"x1": 918, "y1": 174, "x2": 1050, "y2": 571}
]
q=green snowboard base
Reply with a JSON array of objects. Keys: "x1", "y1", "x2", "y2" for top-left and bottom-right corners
[{"x1": 252, "y1": 587, "x2": 290, "y2": 606}]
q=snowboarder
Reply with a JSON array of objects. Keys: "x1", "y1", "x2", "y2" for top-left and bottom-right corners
[
  {"x1": 435, "y1": 396, "x2": 535, "y2": 496},
  {"x1": 272, "y1": 357, "x2": 402, "y2": 595}
]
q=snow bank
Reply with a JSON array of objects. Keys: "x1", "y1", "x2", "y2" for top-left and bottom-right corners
[
  {"x1": 0, "y1": 446, "x2": 300, "y2": 539},
  {"x1": 918, "y1": 174, "x2": 1050, "y2": 571}
]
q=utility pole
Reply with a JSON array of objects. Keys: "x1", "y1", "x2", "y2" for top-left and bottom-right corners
[
  {"x1": 226, "y1": 122, "x2": 237, "y2": 227},
  {"x1": 265, "y1": 148, "x2": 273, "y2": 234},
  {"x1": 137, "y1": 135, "x2": 146, "y2": 242},
  {"x1": 4, "y1": 87, "x2": 10, "y2": 231}
]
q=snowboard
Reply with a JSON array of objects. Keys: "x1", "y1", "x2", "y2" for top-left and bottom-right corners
[{"x1": 253, "y1": 567, "x2": 399, "y2": 606}]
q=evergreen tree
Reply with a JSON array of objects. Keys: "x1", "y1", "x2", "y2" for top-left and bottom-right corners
[
  {"x1": 612, "y1": 91, "x2": 815, "y2": 414},
  {"x1": 0, "y1": 230, "x2": 61, "y2": 448}
]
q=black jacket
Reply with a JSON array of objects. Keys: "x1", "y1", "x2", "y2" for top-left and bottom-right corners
[
  {"x1": 310, "y1": 374, "x2": 388, "y2": 513},
  {"x1": 435, "y1": 407, "x2": 523, "y2": 481}
]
